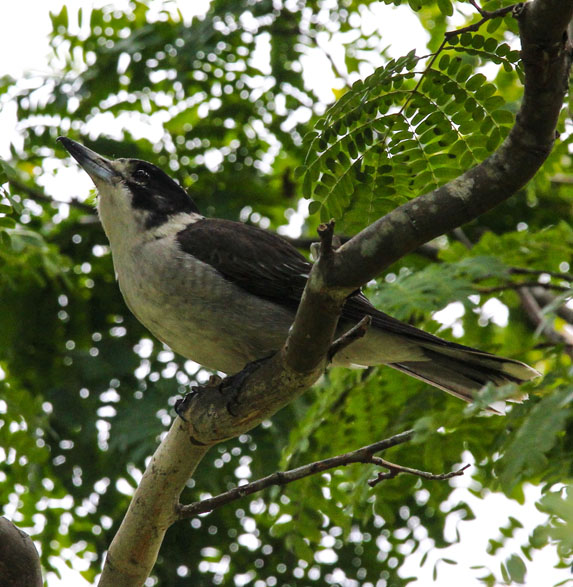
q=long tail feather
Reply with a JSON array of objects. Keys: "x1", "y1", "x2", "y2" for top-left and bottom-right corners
[{"x1": 389, "y1": 344, "x2": 540, "y2": 404}]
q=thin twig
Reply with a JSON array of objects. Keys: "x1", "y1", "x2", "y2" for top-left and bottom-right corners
[
  {"x1": 509, "y1": 267, "x2": 573, "y2": 283},
  {"x1": 368, "y1": 459, "x2": 470, "y2": 487},
  {"x1": 10, "y1": 178, "x2": 94, "y2": 213},
  {"x1": 178, "y1": 430, "x2": 454, "y2": 519},
  {"x1": 309, "y1": 33, "x2": 352, "y2": 88},
  {"x1": 534, "y1": 341, "x2": 573, "y2": 351},
  {"x1": 328, "y1": 315, "x2": 372, "y2": 361},
  {"x1": 518, "y1": 287, "x2": 573, "y2": 357},
  {"x1": 529, "y1": 287, "x2": 573, "y2": 325},
  {"x1": 468, "y1": 0, "x2": 488, "y2": 17},
  {"x1": 477, "y1": 281, "x2": 571, "y2": 294},
  {"x1": 452, "y1": 227, "x2": 473, "y2": 250},
  {"x1": 445, "y1": 3, "x2": 518, "y2": 39},
  {"x1": 375, "y1": 1, "x2": 518, "y2": 159}
]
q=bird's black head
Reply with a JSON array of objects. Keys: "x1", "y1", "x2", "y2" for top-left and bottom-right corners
[
  {"x1": 119, "y1": 158, "x2": 200, "y2": 228},
  {"x1": 58, "y1": 137, "x2": 200, "y2": 232}
]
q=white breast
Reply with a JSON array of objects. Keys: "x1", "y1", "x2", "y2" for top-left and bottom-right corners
[{"x1": 111, "y1": 234, "x2": 295, "y2": 374}]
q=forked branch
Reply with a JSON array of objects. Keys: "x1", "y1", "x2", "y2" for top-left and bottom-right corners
[{"x1": 177, "y1": 430, "x2": 468, "y2": 519}]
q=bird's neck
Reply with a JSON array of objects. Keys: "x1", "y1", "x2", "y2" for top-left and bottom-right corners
[{"x1": 97, "y1": 191, "x2": 203, "y2": 258}]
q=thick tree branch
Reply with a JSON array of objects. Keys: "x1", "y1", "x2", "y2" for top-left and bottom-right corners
[
  {"x1": 98, "y1": 422, "x2": 210, "y2": 587},
  {"x1": 171, "y1": 221, "x2": 347, "y2": 445},
  {"x1": 98, "y1": 221, "x2": 346, "y2": 586}
]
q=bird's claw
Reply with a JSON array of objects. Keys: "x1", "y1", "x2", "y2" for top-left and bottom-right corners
[{"x1": 223, "y1": 354, "x2": 274, "y2": 416}]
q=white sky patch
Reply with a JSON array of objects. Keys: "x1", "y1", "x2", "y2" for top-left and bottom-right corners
[
  {"x1": 433, "y1": 301, "x2": 465, "y2": 338},
  {"x1": 278, "y1": 198, "x2": 310, "y2": 238},
  {"x1": 400, "y1": 483, "x2": 565, "y2": 587},
  {"x1": 480, "y1": 297, "x2": 510, "y2": 327},
  {"x1": 0, "y1": 0, "x2": 63, "y2": 77}
]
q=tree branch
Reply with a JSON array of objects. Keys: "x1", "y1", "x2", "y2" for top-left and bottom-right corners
[
  {"x1": 281, "y1": 234, "x2": 442, "y2": 261},
  {"x1": 98, "y1": 219, "x2": 347, "y2": 586},
  {"x1": 445, "y1": 2, "x2": 518, "y2": 39},
  {"x1": 173, "y1": 219, "x2": 347, "y2": 445},
  {"x1": 98, "y1": 421, "x2": 210, "y2": 587},
  {"x1": 477, "y1": 281, "x2": 571, "y2": 294},
  {"x1": 328, "y1": 315, "x2": 371, "y2": 362},
  {"x1": 517, "y1": 286, "x2": 573, "y2": 357},
  {"x1": 508, "y1": 266, "x2": 573, "y2": 283},
  {"x1": 529, "y1": 286, "x2": 573, "y2": 325},
  {"x1": 367, "y1": 458, "x2": 470, "y2": 487},
  {"x1": 177, "y1": 430, "x2": 417, "y2": 519},
  {"x1": 9, "y1": 177, "x2": 94, "y2": 213},
  {"x1": 328, "y1": 0, "x2": 573, "y2": 291}
]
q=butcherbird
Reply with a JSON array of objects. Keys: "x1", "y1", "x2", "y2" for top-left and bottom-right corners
[{"x1": 58, "y1": 137, "x2": 539, "y2": 404}]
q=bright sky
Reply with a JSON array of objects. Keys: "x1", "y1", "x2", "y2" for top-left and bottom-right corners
[{"x1": 1, "y1": 2, "x2": 569, "y2": 586}]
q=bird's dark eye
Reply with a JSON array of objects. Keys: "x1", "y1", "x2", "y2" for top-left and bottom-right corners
[{"x1": 134, "y1": 168, "x2": 150, "y2": 183}]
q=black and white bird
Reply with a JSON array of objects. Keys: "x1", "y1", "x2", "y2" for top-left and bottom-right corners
[{"x1": 58, "y1": 137, "x2": 539, "y2": 404}]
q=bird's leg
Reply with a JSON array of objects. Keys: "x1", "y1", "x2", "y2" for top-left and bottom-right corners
[
  {"x1": 174, "y1": 385, "x2": 200, "y2": 421},
  {"x1": 174, "y1": 359, "x2": 271, "y2": 421},
  {"x1": 174, "y1": 373, "x2": 231, "y2": 421},
  {"x1": 222, "y1": 354, "x2": 275, "y2": 416}
]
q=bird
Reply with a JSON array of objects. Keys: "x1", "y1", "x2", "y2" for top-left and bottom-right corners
[{"x1": 58, "y1": 137, "x2": 540, "y2": 405}]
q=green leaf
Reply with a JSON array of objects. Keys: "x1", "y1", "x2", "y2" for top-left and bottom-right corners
[
  {"x1": 497, "y1": 387, "x2": 573, "y2": 494},
  {"x1": 0, "y1": 216, "x2": 16, "y2": 229},
  {"x1": 437, "y1": 0, "x2": 453, "y2": 16},
  {"x1": 506, "y1": 554, "x2": 527, "y2": 584},
  {"x1": 293, "y1": 166, "x2": 305, "y2": 180},
  {"x1": 308, "y1": 200, "x2": 321, "y2": 215},
  {"x1": 50, "y1": 4, "x2": 68, "y2": 30}
]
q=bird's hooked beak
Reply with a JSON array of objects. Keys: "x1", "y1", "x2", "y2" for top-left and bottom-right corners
[{"x1": 57, "y1": 137, "x2": 121, "y2": 184}]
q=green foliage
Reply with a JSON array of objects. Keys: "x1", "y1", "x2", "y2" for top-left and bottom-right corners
[
  {"x1": 369, "y1": 255, "x2": 509, "y2": 319},
  {"x1": 298, "y1": 33, "x2": 520, "y2": 232},
  {"x1": 532, "y1": 487, "x2": 573, "y2": 558},
  {"x1": 441, "y1": 223, "x2": 573, "y2": 273},
  {"x1": 380, "y1": 0, "x2": 454, "y2": 13},
  {"x1": 496, "y1": 384, "x2": 573, "y2": 493},
  {"x1": 1, "y1": 1, "x2": 573, "y2": 585}
]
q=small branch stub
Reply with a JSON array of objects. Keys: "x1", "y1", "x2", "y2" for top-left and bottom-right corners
[
  {"x1": 317, "y1": 219, "x2": 336, "y2": 259},
  {"x1": 328, "y1": 315, "x2": 372, "y2": 362}
]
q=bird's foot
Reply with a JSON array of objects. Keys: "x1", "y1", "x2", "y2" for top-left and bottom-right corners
[
  {"x1": 175, "y1": 356, "x2": 273, "y2": 420},
  {"x1": 174, "y1": 374, "x2": 224, "y2": 421},
  {"x1": 222, "y1": 354, "x2": 274, "y2": 416},
  {"x1": 174, "y1": 386, "x2": 198, "y2": 421}
]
